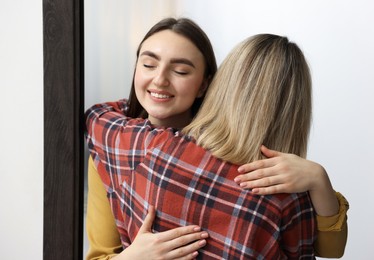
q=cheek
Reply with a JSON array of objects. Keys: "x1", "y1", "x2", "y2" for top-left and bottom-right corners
[
  {"x1": 134, "y1": 70, "x2": 145, "y2": 91},
  {"x1": 183, "y1": 77, "x2": 205, "y2": 96}
]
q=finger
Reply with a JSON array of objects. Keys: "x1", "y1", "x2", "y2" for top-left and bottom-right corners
[
  {"x1": 168, "y1": 230, "x2": 209, "y2": 249},
  {"x1": 174, "y1": 250, "x2": 199, "y2": 260},
  {"x1": 238, "y1": 168, "x2": 268, "y2": 181},
  {"x1": 156, "y1": 225, "x2": 203, "y2": 242},
  {"x1": 239, "y1": 175, "x2": 283, "y2": 189},
  {"x1": 260, "y1": 145, "x2": 281, "y2": 158},
  {"x1": 251, "y1": 183, "x2": 290, "y2": 195},
  {"x1": 237, "y1": 157, "x2": 275, "y2": 174},
  {"x1": 138, "y1": 205, "x2": 156, "y2": 234},
  {"x1": 237, "y1": 146, "x2": 282, "y2": 174},
  {"x1": 167, "y1": 237, "x2": 207, "y2": 259},
  {"x1": 236, "y1": 164, "x2": 280, "y2": 183}
]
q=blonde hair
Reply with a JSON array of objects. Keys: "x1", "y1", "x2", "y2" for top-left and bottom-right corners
[{"x1": 182, "y1": 34, "x2": 312, "y2": 165}]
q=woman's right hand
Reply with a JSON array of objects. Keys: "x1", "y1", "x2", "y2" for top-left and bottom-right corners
[{"x1": 114, "y1": 205, "x2": 209, "y2": 260}]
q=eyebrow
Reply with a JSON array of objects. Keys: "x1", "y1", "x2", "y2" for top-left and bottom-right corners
[{"x1": 140, "y1": 51, "x2": 196, "y2": 68}]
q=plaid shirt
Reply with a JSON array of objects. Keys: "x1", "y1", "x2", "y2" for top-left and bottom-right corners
[{"x1": 85, "y1": 100, "x2": 316, "y2": 260}]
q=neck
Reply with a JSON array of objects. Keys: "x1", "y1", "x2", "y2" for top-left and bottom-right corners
[{"x1": 148, "y1": 113, "x2": 192, "y2": 129}]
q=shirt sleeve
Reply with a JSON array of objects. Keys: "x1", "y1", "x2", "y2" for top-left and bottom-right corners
[
  {"x1": 85, "y1": 99, "x2": 139, "y2": 189},
  {"x1": 314, "y1": 192, "x2": 349, "y2": 258},
  {"x1": 279, "y1": 193, "x2": 316, "y2": 258},
  {"x1": 85, "y1": 156, "x2": 122, "y2": 260}
]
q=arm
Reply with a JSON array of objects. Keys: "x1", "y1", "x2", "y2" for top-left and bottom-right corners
[
  {"x1": 86, "y1": 99, "x2": 210, "y2": 259},
  {"x1": 314, "y1": 192, "x2": 349, "y2": 258},
  {"x1": 234, "y1": 145, "x2": 348, "y2": 257},
  {"x1": 87, "y1": 157, "x2": 209, "y2": 260},
  {"x1": 113, "y1": 206, "x2": 208, "y2": 260},
  {"x1": 235, "y1": 145, "x2": 339, "y2": 215},
  {"x1": 86, "y1": 156, "x2": 122, "y2": 260},
  {"x1": 278, "y1": 192, "x2": 316, "y2": 258}
]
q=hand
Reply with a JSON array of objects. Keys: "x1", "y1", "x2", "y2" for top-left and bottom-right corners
[
  {"x1": 234, "y1": 145, "x2": 325, "y2": 195},
  {"x1": 116, "y1": 205, "x2": 209, "y2": 260}
]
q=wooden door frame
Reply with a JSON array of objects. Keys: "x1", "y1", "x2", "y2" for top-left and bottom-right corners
[{"x1": 43, "y1": 0, "x2": 84, "y2": 259}]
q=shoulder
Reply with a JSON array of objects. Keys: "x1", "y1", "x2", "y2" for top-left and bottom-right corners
[{"x1": 263, "y1": 192, "x2": 314, "y2": 213}]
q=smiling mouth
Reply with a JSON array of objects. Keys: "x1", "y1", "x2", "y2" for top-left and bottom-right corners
[{"x1": 149, "y1": 91, "x2": 173, "y2": 99}]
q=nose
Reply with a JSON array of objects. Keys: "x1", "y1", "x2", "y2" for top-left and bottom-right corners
[{"x1": 153, "y1": 68, "x2": 170, "y2": 88}]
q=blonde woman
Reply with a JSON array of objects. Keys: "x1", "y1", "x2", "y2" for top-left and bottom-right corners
[{"x1": 86, "y1": 34, "x2": 348, "y2": 258}]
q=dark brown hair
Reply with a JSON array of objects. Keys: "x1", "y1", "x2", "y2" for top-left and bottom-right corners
[{"x1": 127, "y1": 17, "x2": 217, "y2": 118}]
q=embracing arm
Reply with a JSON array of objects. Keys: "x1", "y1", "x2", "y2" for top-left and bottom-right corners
[
  {"x1": 87, "y1": 157, "x2": 209, "y2": 260},
  {"x1": 113, "y1": 205, "x2": 208, "y2": 260},
  {"x1": 279, "y1": 192, "x2": 316, "y2": 258},
  {"x1": 234, "y1": 145, "x2": 348, "y2": 258},
  {"x1": 314, "y1": 192, "x2": 348, "y2": 258},
  {"x1": 86, "y1": 156, "x2": 122, "y2": 260}
]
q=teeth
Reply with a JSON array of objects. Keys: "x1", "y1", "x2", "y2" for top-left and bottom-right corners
[{"x1": 150, "y1": 92, "x2": 171, "y2": 99}]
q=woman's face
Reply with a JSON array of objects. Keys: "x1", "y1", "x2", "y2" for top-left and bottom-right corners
[{"x1": 134, "y1": 30, "x2": 207, "y2": 128}]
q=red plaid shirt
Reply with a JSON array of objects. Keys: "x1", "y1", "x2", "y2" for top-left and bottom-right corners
[{"x1": 85, "y1": 100, "x2": 316, "y2": 259}]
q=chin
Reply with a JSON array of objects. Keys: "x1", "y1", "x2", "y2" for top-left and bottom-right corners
[{"x1": 148, "y1": 112, "x2": 170, "y2": 119}]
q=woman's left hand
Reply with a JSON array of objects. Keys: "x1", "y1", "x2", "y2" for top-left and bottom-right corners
[{"x1": 234, "y1": 145, "x2": 324, "y2": 195}]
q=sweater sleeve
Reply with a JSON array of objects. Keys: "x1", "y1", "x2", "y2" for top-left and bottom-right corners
[
  {"x1": 314, "y1": 192, "x2": 349, "y2": 258},
  {"x1": 85, "y1": 156, "x2": 122, "y2": 260}
]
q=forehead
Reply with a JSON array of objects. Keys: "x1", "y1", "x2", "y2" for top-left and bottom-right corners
[{"x1": 140, "y1": 30, "x2": 204, "y2": 62}]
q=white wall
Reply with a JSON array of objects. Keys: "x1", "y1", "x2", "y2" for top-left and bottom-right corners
[
  {"x1": 0, "y1": 0, "x2": 43, "y2": 259},
  {"x1": 85, "y1": 0, "x2": 178, "y2": 108},
  {"x1": 177, "y1": 2, "x2": 374, "y2": 258},
  {"x1": 85, "y1": 0, "x2": 374, "y2": 259}
]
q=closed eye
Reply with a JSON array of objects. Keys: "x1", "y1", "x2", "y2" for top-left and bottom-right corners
[
  {"x1": 174, "y1": 70, "x2": 188, "y2": 75},
  {"x1": 143, "y1": 64, "x2": 155, "y2": 69}
]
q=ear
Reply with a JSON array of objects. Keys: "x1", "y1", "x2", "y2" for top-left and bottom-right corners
[{"x1": 197, "y1": 78, "x2": 209, "y2": 98}]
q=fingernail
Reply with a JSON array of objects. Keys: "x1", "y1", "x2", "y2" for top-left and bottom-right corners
[
  {"x1": 234, "y1": 177, "x2": 241, "y2": 182},
  {"x1": 192, "y1": 251, "x2": 199, "y2": 257},
  {"x1": 193, "y1": 226, "x2": 201, "y2": 232},
  {"x1": 201, "y1": 232, "x2": 209, "y2": 238},
  {"x1": 240, "y1": 182, "x2": 247, "y2": 188},
  {"x1": 199, "y1": 239, "x2": 206, "y2": 246}
]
